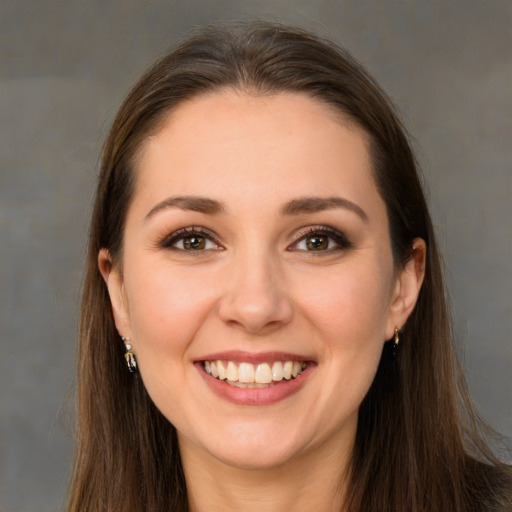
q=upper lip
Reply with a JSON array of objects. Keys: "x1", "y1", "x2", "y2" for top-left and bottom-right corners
[{"x1": 195, "y1": 350, "x2": 313, "y2": 364}]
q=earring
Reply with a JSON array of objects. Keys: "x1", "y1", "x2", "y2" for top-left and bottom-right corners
[
  {"x1": 394, "y1": 328, "x2": 400, "y2": 348},
  {"x1": 122, "y1": 336, "x2": 137, "y2": 373},
  {"x1": 392, "y1": 327, "x2": 400, "y2": 357}
]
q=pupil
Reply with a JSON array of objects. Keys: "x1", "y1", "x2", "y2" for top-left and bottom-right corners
[
  {"x1": 184, "y1": 236, "x2": 205, "y2": 250},
  {"x1": 307, "y1": 236, "x2": 328, "y2": 250}
]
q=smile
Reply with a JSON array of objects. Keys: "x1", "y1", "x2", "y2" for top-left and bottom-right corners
[{"x1": 204, "y1": 360, "x2": 307, "y2": 388}]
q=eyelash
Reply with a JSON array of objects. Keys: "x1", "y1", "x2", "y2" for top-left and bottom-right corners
[
  {"x1": 158, "y1": 225, "x2": 352, "y2": 253},
  {"x1": 159, "y1": 226, "x2": 223, "y2": 252},
  {"x1": 289, "y1": 226, "x2": 352, "y2": 253}
]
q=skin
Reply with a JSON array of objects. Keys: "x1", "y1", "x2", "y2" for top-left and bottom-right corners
[{"x1": 100, "y1": 90, "x2": 425, "y2": 511}]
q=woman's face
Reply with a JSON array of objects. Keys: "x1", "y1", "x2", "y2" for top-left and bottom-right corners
[{"x1": 102, "y1": 91, "x2": 423, "y2": 470}]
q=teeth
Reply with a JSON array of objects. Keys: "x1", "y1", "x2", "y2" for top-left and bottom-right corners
[
  {"x1": 217, "y1": 360, "x2": 226, "y2": 380},
  {"x1": 238, "y1": 362, "x2": 255, "y2": 383},
  {"x1": 283, "y1": 361, "x2": 293, "y2": 380},
  {"x1": 272, "y1": 361, "x2": 283, "y2": 381},
  {"x1": 204, "y1": 359, "x2": 307, "y2": 385},
  {"x1": 255, "y1": 363, "x2": 272, "y2": 384},
  {"x1": 226, "y1": 380, "x2": 271, "y2": 389},
  {"x1": 226, "y1": 361, "x2": 238, "y2": 382},
  {"x1": 292, "y1": 361, "x2": 302, "y2": 378}
]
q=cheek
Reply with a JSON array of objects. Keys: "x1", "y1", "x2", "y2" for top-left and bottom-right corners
[
  {"x1": 292, "y1": 258, "x2": 393, "y2": 401},
  {"x1": 121, "y1": 262, "x2": 222, "y2": 427},
  {"x1": 294, "y1": 259, "x2": 394, "y2": 344},
  {"x1": 271, "y1": 260, "x2": 393, "y2": 444},
  {"x1": 122, "y1": 261, "x2": 218, "y2": 370},
  {"x1": 126, "y1": 257, "x2": 214, "y2": 323}
]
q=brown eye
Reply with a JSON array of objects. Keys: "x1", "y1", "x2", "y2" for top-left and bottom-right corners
[
  {"x1": 306, "y1": 235, "x2": 329, "y2": 250},
  {"x1": 183, "y1": 236, "x2": 206, "y2": 250},
  {"x1": 291, "y1": 227, "x2": 352, "y2": 253},
  {"x1": 161, "y1": 227, "x2": 222, "y2": 252}
]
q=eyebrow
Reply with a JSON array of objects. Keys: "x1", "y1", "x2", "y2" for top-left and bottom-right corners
[
  {"x1": 145, "y1": 195, "x2": 226, "y2": 220},
  {"x1": 145, "y1": 194, "x2": 368, "y2": 223},
  {"x1": 281, "y1": 196, "x2": 368, "y2": 222}
]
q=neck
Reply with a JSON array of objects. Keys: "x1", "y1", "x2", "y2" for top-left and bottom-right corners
[{"x1": 180, "y1": 434, "x2": 352, "y2": 512}]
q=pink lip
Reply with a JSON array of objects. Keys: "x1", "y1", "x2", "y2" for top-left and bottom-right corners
[{"x1": 194, "y1": 359, "x2": 315, "y2": 406}]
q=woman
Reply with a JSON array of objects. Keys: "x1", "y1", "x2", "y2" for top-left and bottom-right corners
[{"x1": 68, "y1": 22, "x2": 511, "y2": 511}]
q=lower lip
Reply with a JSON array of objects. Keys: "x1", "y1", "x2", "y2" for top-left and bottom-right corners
[{"x1": 196, "y1": 363, "x2": 314, "y2": 406}]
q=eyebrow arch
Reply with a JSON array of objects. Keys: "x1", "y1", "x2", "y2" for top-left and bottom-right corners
[
  {"x1": 145, "y1": 195, "x2": 226, "y2": 220},
  {"x1": 281, "y1": 196, "x2": 368, "y2": 222},
  {"x1": 145, "y1": 194, "x2": 368, "y2": 223}
]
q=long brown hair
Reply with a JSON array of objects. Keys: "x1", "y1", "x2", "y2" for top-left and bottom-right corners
[{"x1": 68, "y1": 22, "x2": 511, "y2": 511}]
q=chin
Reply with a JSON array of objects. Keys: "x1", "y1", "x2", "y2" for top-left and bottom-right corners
[
  {"x1": 210, "y1": 443, "x2": 302, "y2": 471},
  {"x1": 198, "y1": 423, "x2": 311, "y2": 471}
]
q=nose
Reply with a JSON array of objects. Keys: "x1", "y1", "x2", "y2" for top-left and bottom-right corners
[{"x1": 217, "y1": 250, "x2": 293, "y2": 335}]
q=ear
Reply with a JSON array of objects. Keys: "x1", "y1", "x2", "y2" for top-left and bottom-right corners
[
  {"x1": 98, "y1": 248, "x2": 131, "y2": 337},
  {"x1": 385, "y1": 238, "x2": 426, "y2": 339}
]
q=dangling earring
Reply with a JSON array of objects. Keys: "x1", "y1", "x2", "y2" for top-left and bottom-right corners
[
  {"x1": 122, "y1": 336, "x2": 137, "y2": 373},
  {"x1": 393, "y1": 327, "x2": 400, "y2": 357}
]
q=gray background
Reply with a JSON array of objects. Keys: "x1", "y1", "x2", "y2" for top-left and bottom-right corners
[{"x1": 1, "y1": 1, "x2": 510, "y2": 511}]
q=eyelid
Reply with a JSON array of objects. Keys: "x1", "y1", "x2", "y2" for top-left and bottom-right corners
[
  {"x1": 157, "y1": 224, "x2": 351, "y2": 253},
  {"x1": 159, "y1": 226, "x2": 224, "y2": 250},
  {"x1": 288, "y1": 225, "x2": 352, "y2": 252}
]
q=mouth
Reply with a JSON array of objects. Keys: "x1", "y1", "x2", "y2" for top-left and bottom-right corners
[{"x1": 203, "y1": 360, "x2": 308, "y2": 388}]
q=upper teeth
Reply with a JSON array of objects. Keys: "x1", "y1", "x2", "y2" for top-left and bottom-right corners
[{"x1": 204, "y1": 360, "x2": 306, "y2": 384}]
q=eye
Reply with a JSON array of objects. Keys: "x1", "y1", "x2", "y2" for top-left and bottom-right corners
[
  {"x1": 290, "y1": 227, "x2": 352, "y2": 252},
  {"x1": 160, "y1": 227, "x2": 222, "y2": 252},
  {"x1": 175, "y1": 235, "x2": 217, "y2": 251}
]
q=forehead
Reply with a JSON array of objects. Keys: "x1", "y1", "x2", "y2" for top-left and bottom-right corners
[{"x1": 133, "y1": 90, "x2": 381, "y2": 215}]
